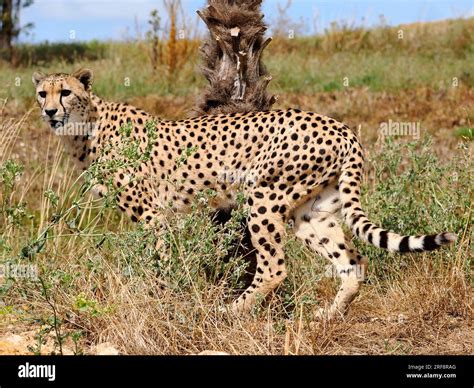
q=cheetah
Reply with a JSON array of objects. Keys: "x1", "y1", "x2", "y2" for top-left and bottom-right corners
[{"x1": 32, "y1": 68, "x2": 456, "y2": 319}]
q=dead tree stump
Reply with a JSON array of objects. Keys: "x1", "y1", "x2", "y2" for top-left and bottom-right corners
[
  {"x1": 193, "y1": 0, "x2": 277, "y2": 289},
  {"x1": 191, "y1": 0, "x2": 277, "y2": 117}
]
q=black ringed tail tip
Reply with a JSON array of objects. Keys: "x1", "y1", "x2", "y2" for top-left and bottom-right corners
[{"x1": 398, "y1": 232, "x2": 457, "y2": 253}]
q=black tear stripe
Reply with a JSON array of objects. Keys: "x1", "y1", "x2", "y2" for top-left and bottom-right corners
[
  {"x1": 59, "y1": 82, "x2": 66, "y2": 113},
  {"x1": 399, "y1": 236, "x2": 411, "y2": 253},
  {"x1": 379, "y1": 230, "x2": 388, "y2": 249},
  {"x1": 422, "y1": 235, "x2": 438, "y2": 251}
]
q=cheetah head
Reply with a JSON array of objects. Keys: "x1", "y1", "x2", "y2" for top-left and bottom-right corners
[{"x1": 32, "y1": 68, "x2": 94, "y2": 131}]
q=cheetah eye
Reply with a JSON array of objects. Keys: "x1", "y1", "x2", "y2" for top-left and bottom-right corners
[
  {"x1": 61, "y1": 90, "x2": 71, "y2": 97},
  {"x1": 38, "y1": 91, "x2": 46, "y2": 98}
]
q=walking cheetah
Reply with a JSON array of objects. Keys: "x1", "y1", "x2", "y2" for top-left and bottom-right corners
[{"x1": 32, "y1": 69, "x2": 456, "y2": 319}]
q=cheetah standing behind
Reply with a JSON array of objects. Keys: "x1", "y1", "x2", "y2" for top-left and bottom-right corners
[{"x1": 32, "y1": 69, "x2": 456, "y2": 319}]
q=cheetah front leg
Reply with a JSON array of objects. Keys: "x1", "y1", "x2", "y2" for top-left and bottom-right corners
[
  {"x1": 232, "y1": 196, "x2": 288, "y2": 313},
  {"x1": 114, "y1": 177, "x2": 167, "y2": 251}
]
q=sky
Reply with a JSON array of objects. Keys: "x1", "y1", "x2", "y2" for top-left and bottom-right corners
[{"x1": 19, "y1": 0, "x2": 474, "y2": 43}]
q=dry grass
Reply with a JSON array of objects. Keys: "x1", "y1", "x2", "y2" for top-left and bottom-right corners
[
  {"x1": 94, "y1": 247, "x2": 471, "y2": 355},
  {"x1": 0, "y1": 87, "x2": 471, "y2": 355},
  {"x1": 0, "y1": 16, "x2": 472, "y2": 355}
]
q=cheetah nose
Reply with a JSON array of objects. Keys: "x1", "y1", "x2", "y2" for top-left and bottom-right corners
[{"x1": 45, "y1": 109, "x2": 58, "y2": 118}]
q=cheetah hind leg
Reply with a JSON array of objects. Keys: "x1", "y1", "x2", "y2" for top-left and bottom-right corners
[{"x1": 292, "y1": 184, "x2": 368, "y2": 320}]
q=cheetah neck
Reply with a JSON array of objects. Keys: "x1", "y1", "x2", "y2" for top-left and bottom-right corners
[{"x1": 58, "y1": 95, "x2": 101, "y2": 171}]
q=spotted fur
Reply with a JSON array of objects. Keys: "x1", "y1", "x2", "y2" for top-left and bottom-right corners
[{"x1": 32, "y1": 69, "x2": 456, "y2": 319}]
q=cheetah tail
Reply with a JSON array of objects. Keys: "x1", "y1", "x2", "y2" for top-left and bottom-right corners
[{"x1": 338, "y1": 146, "x2": 456, "y2": 253}]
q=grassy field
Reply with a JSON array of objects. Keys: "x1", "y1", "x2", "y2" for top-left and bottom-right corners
[{"x1": 0, "y1": 17, "x2": 472, "y2": 355}]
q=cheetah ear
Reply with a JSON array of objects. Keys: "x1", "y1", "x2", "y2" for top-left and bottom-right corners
[
  {"x1": 72, "y1": 68, "x2": 94, "y2": 91},
  {"x1": 32, "y1": 71, "x2": 45, "y2": 87}
]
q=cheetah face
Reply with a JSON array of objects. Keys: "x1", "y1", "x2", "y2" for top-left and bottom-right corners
[{"x1": 32, "y1": 68, "x2": 93, "y2": 131}]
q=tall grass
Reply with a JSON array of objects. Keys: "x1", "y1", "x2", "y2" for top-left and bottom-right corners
[
  {"x1": 1, "y1": 120, "x2": 471, "y2": 354},
  {"x1": 1, "y1": 18, "x2": 472, "y2": 107}
]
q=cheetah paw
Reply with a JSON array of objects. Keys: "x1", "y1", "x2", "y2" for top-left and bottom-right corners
[{"x1": 314, "y1": 307, "x2": 342, "y2": 322}]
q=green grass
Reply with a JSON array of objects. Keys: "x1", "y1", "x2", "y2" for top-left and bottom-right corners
[
  {"x1": 455, "y1": 127, "x2": 474, "y2": 140},
  {"x1": 1, "y1": 17, "x2": 472, "y2": 107},
  {"x1": 267, "y1": 50, "x2": 474, "y2": 93},
  {"x1": 14, "y1": 41, "x2": 108, "y2": 66},
  {"x1": 359, "y1": 138, "x2": 472, "y2": 281}
]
